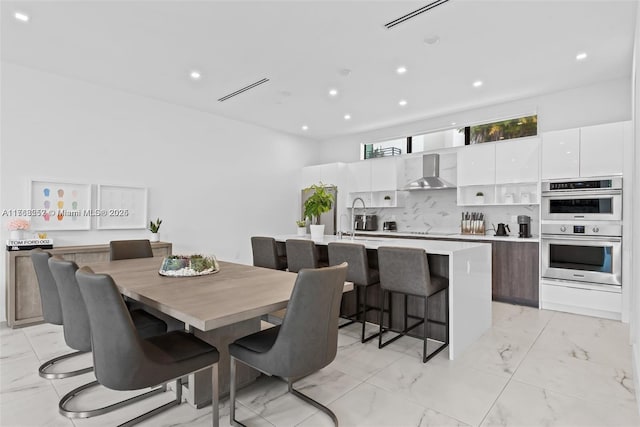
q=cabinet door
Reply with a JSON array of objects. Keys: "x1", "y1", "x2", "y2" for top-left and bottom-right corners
[
  {"x1": 495, "y1": 138, "x2": 539, "y2": 184},
  {"x1": 580, "y1": 122, "x2": 624, "y2": 177},
  {"x1": 347, "y1": 161, "x2": 372, "y2": 193},
  {"x1": 492, "y1": 242, "x2": 539, "y2": 307},
  {"x1": 402, "y1": 155, "x2": 423, "y2": 188},
  {"x1": 457, "y1": 143, "x2": 496, "y2": 186},
  {"x1": 541, "y1": 129, "x2": 579, "y2": 179},
  {"x1": 370, "y1": 157, "x2": 400, "y2": 191}
]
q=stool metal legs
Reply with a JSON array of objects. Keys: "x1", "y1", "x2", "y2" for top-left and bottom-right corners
[{"x1": 38, "y1": 350, "x2": 93, "y2": 379}]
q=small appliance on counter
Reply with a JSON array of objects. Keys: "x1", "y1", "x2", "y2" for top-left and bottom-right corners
[
  {"x1": 493, "y1": 223, "x2": 510, "y2": 237},
  {"x1": 354, "y1": 214, "x2": 378, "y2": 231},
  {"x1": 518, "y1": 215, "x2": 532, "y2": 238},
  {"x1": 383, "y1": 221, "x2": 397, "y2": 231}
]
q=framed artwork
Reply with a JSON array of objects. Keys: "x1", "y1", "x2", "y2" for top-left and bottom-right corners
[
  {"x1": 30, "y1": 180, "x2": 92, "y2": 230},
  {"x1": 96, "y1": 185, "x2": 148, "y2": 229}
]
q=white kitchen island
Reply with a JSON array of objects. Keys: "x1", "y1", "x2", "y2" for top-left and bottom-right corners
[{"x1": 273, "y1": 234, "x2": 492, "y2": 360}]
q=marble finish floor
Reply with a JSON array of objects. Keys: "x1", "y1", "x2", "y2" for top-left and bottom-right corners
[{"x1": 1, "y1": 302, "x2": 639, "y2": 426}]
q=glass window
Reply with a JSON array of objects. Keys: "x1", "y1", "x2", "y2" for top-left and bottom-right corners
[
  {"x1": 468, "y1": 115, "x2": 537, "y2": 144},
  {"x1": 411, "y1": 129, "x2": 465, "y2": 153},
  {"x1": 362, "y1": 138, "x2": 405, "y2": 160}
]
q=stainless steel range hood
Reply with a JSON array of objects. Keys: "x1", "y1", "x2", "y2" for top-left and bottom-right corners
[{"x1": 403, "y1": 154, "x2": 455, "y2": 190}]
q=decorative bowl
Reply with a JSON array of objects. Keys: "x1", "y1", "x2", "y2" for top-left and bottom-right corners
[{"x1": 159, "y1": 254, "x2": 220, "y2": 277}]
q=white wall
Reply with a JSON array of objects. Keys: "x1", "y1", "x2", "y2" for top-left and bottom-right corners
[
  {"x1": 318, "y1": 77, "x2": 632, "y2": 163},
  {"x1": 0, "y1": 62, "x2": 320, "y2": 322}
]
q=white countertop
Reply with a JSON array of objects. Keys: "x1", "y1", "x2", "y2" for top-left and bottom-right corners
[
  {"x1": 273, "y1": 234, "x2": 490, "y2": 256},
  {"x1": 352, "y1": 230, "x2": 540, "y2": 243}
]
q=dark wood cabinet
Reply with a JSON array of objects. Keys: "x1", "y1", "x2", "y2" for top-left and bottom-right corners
[{"x1": 491, "y1": 241, "x2": 539, "y2": 307}]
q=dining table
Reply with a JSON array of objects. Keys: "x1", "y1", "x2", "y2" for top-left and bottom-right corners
[{"x1": 86, "y1": 256, "x2": 353, "y2": 408}]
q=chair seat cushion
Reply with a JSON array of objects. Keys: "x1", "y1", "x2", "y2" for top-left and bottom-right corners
[
  {"x1": 145, "y1": 331, "x2": 219, "y2": 365},
  {"x1": 232, "y1": 325, "x2": 280, "y2": 354},
  {"x1": 130, "y1": 309, "x2": 167, "y2": 339}
]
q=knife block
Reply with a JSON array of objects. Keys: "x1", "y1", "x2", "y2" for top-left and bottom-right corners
[{"x1": 461, "y1": 220, "x2": 485, "y2": 235}]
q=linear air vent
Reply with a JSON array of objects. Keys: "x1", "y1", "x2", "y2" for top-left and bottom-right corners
[
  {"x1": 385, "y1": 0, "x2": 450, "y2": 29},
  {"x1": 217, "y1": 78, "x2": 270, "y2": 102}
]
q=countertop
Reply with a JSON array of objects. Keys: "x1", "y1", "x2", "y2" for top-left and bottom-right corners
[
  {"x1": 273, "y1": 234, "x2": 490, "y2": 256},
  {"x1": 351, "y1": 230, "x2": 540, "y2": 243}
]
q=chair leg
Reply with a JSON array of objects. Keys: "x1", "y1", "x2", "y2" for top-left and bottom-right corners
[
  {"x1": 118, "y1": 379, "x2": 182, "y2": 427},
  {"x1": 423, "y1": 296, "x2": 428, "y2": 363},
  {"x1": 230, "y1": 357, "x2": 246, "y2": 427},
  {"x1": 38, "y1": 350, "x2": 93, "y2": 379},
  {"x1": 378, "y1": 289, "x2": 386, "y2": 349},
  {"x1": 338, "y1": 286, "x2": 359, "y2": 329},
  {"x1": 288, "y1": 379, "x2": 338, "y2": 427},
  {"x1": 422, "y1": 289, "x2": 449, "y2": 363},
  {"x1": 212, "y1": 363, "x2": 219, "y2": 427}
]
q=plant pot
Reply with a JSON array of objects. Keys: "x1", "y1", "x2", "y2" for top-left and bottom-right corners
[
  {"x1": 10, "y1": 230, "x2": 24, "y2": 240},
  {"x1": 475, "y1": 195, "x2": 485, "y2": 204},
  {"x1": 309, "y1": 224, "x2": 325, "y2": 240},
  {"x1": 296, "y1": 227, "x2": 307, "y2": 236},
  {"x1": 150, "y1": 232, "x2": 160, "y2": 243}
]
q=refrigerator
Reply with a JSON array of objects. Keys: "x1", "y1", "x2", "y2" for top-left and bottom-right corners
[{"x1": 301, "y1": 185, "x2": 337, "y2": 235}]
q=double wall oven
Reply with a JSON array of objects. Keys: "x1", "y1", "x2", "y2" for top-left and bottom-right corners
[{"x1": 541, "y1": 177, "x2": 622, "y2": 291}]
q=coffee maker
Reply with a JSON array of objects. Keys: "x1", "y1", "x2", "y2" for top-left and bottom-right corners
[{"x1": 517, "y1": 215, "x2": 531, "y2": 238}]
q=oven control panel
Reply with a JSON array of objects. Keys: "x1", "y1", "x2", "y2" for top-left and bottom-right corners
[{"x1": 542, "y1": 223, "x2": 621, "y2": 237}]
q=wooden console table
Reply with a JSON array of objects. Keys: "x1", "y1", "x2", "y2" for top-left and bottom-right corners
[{"x1": 5, "y1": 242, "x2": 172, "y2": 328}]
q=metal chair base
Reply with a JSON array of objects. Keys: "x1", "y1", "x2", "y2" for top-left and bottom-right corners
[
  {"x1": 38, "y1": 350, "x2": 93, "y2": 379},
  {"x1": 230, "y1": 358, "x2": 338, "y2": 427},
  {"x1": 339, "y1": 284, "x2": 385, "y2": 343}
]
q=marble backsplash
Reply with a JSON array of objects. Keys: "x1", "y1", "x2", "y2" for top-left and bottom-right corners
[{"x1": 362, "y1": 189, "x2": 540, "y2": 236}]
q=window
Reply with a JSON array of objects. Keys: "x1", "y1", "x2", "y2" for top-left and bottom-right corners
[
  {"x1": 467, "y1": 115, "x2": 537, "y2": 144},
  {"x1": 362, "y1": 138, "x2": 405, "y2": 159},
  {"x1": 411, "y1": 129, "x2": 465, "y2": 153}
]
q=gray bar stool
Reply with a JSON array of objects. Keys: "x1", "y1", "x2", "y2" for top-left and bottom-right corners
[
  {"x1": 49, "y1": 256, "x2": 168, "y2": 420},
  {"x1": 251, "y1": 236, "x2": 287, "y2": 270},
  {"x1": 328, "y1": 242, "x2": 381, "y2": 342},
  {"x1": 285, "y1": 239, "x2": 328, "y2": 273},
  {"x1": 229, "y1": 263, "x2": 348, "y2": 427},
  {"x1": 109, "y1": 239, "x2": 153, "y2": 260},
  {"x1": 377, "y1": 246, "x2": 449, "y2": 363},
  {"x1": 30, "y1": 248, "x2": 91, "y2": 379},
  {"x1": 76, "y1": 267, "x2": 220, "y2": 427}
]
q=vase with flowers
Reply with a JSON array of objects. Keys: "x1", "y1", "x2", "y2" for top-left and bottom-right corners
[{"x1": 8, "y1": 219, "x2": 30, "y2": 241}]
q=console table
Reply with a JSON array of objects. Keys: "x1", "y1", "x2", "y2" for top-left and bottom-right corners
[{"x1": 5, "y1": 242, "x2": 172, "y2": 328}]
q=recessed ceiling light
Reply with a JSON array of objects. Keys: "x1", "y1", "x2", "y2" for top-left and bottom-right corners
[
  {"x1": 14, "y1": 11, "x2": 29, "y2": 22},
  {"x1": 472, "y1": 80, "x2": 483, "y2": 88},
  {"x1": 424, "y1": 35, "x2": 440, "y2": 45},
  {"x1": 576, "y1": 52, "x2": 588, "y2": 61},
  {"x1": 338, "y1": 68, "x2": 352, "y2": 77},
  {"x1": 189, "y1": 70, "x2": 202, "y2": 80},
  {"x1": 398, "y1": 99, "x2": 408, "y2": 107},
  {"x1": 396, "y1": 66, "x2": 408, "y2": 75},
  {"x1": 301, "y1": 125, "x2": 309, "y2": 131},
  {"x1": 329, "y1": 88, "x2": 339, "y2": 97},
  {"x1": 451, "y1": 122, "x2": 457, "y2": 125},
  {"x1": 344, "y1": 114, "x2": 351, "y2": 120}
]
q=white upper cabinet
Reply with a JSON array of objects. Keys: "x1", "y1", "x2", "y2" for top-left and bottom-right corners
[
  {"x1": 457, "y1": 143, "x2": 496, "y2": 186},
  {"x1": 541, "y1": 129, "x2": 580, "y2": 179},
  {"x1": 579, "y1": 122, "x2": 624, "y2": 177},
  {"x1": 347, "y1": 161, "x2": 372, "y2": 193},
  {"x1": 370, "y1": 157, "x2": 402, "y2": 191},
  {"x1": 495, "y1": 137, "x2": 540, "y2": 184},
  {"x1": 301, "y1": 163, "x2": 345, "y2": 187}
]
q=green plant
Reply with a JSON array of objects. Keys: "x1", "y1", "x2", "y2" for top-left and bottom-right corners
[
  {"x1": 148, "y1": 218, "x2": 162, "y2": 233},
  {"x1": 303, "y1": 183, "x2": 334, "y2": 225},
  {"x1": 476, "y1": 192, "x2": 484, "y2": 197},
  {"x1": 296, "y1": 219, "x2": 306, "y2": 227},
  {"x1": 384, "y1": 195, "x2": 391, "y2": 200}
]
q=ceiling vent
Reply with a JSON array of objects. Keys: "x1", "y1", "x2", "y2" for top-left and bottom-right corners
[
  {"x1": 385, "y1": 0, "x2": 450, "y2": 29},
  {"x1": 217, "y1": 78, "x2": 270, "y2": 102}
]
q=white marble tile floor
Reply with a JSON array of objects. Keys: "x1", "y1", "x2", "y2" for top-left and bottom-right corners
[{"x1": 1, "y1": 302, "x2": 638, "y2": 427}]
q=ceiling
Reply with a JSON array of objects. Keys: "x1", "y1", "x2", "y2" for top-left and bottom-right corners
[{"x1": 1, "y1": 0, "x2": 637, "y2": 141}]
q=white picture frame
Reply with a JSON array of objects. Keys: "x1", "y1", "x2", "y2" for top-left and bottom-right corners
[
  {"x1": 30, "y1": 180, "x2": 92, "y2": 231},
  {"x1": 96, "y1": 185, "x2": 148, "y2": 230}
]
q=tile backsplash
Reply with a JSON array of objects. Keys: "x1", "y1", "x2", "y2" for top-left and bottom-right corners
[{"x1": 362, "y1": 190, "x2": 539, "y2": 236}]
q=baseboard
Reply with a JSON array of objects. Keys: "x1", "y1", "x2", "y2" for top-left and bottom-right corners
[{"x1": 633, "y1": 343, "x2": 640, "y2": 416}]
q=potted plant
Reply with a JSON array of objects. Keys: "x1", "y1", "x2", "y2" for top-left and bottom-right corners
[
  {"x1": 148, "y1": 218, "x2": 162, "y2": 242},
  {"x1": 296, "y1": 219, "x2": 307, "y2": 236},
  {"x1": 303, "y1": 183, "x2": 334, "y2": 240},
  {"x1": 475, "y1": 191, "x2": 485, "y2": 204},
  {"x1": 383, "y1": 195, "x2": 392, "y2": 207}
]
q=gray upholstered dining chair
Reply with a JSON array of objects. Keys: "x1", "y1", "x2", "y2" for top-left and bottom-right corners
[
  {"x1": 377, "y1": 246, "x2": 449, "y2": 363},
  {"x1": 251, "y1": 236, "x2": 287, "y2": 270},
  {"x1": 30, "y1": 248, "x2": 91, "y2": 379},
  {"x1": 48, "y1": 256, "x2": 168, "y2": 420},
  {"x1": 285, "y1": 239, "x2": 327, "y2": 273},
  {"x1": 109, "y1": 239, "x2": 153, "y2": 260},
  {"x1": 328, "y1": 242, "x2": 381, "y2": 342},
  {"x1": 76, "y1": 266, "x2": 221, "y2": 427},
  {"x1": 228, "y1": 263, "x2": 348, "y2": 427}
]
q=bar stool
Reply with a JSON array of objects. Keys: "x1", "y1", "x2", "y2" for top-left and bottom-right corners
[
  {"x1": 327, "y1": 242, "x2": 381, "y2": 342},
  {"x1": 285, "y1": 239, "x2": 328, "y2": 273},
  {"x1": 251, "y1": 237, "x2": 287, "y2": 270},
  {"x1": 377, "y1": 246, "x2": 449, "y2": 363}
]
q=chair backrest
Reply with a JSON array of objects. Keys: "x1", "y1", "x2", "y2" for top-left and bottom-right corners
[
  {"x1": 251, "y1": 237, "x2": 280, "y2": 270},
  {"x1": 48, "y1": 256, "x2": 91, "y2": 352},
  {"x1": 30, "y1": 248, "x2": 63, "y2": 325},
  {"x1": 110, "y1": 239, "x2": 153, "y2": 261},
  {"x1": 285, "y1": 239, "x2": 319, "y2": 273},
  {"x1": 377, "y1": 246, "x2": 432, "y2": 297},
  {"x1": 270, "y1": 263, "x2": 347, "y2": 378},
  {"x1": 327, "y1": 242, "x2": 373, "y2": 285},
  {"x1": 75, "y1": 266, "x2": 146, "y2": 390}
]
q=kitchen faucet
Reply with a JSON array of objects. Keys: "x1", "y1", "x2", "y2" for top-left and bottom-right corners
[{"x1": 351, "y1": 197, "x2": 366, "y2": 241}]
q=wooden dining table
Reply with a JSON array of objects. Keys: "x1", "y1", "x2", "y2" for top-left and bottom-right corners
[{"x1": 86, "y1": 256, "x2": 352, "y2": 407}]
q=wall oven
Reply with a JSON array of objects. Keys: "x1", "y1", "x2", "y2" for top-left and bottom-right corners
[
  {"x1": 541, "y1": 177, "x2": 622, "y2": 221},
  {"x1": 541, "y1": 223, "x2": 622, "y2": 287}
]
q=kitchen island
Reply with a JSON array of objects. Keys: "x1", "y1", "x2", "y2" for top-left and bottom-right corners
[{"x1": 273, "y1": 234, "x2": 492, "y2": 360}]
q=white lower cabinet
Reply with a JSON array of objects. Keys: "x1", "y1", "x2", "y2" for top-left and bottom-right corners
[{"x1": 540, "y1": 280, "x2": 622, "y2": 320}]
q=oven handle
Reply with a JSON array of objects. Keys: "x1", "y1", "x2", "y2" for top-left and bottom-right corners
[
  {"x1": 541, "y1": 189, "x2": 622, "y2": 197},
  {"x1": 541, "y1": 235, "x2": 622, "y2": 243}
]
